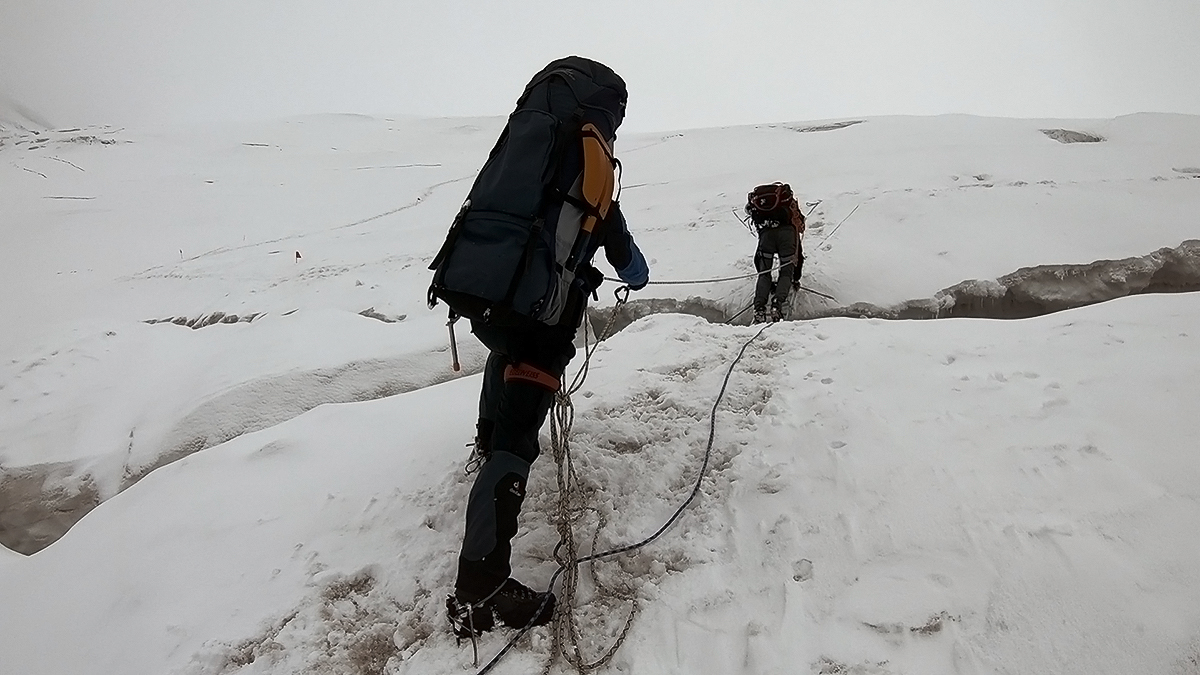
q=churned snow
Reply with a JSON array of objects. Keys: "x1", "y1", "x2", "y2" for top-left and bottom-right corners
[{"x1": 2, "y1": 111, "x2": 1200, "y2": 675}]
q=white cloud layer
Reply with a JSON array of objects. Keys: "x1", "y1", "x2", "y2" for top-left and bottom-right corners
[{"x1": 2, "y1": 0, "x2": 1199, "y2": 131}]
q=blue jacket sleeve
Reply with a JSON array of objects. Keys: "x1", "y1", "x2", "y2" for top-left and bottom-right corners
[{"x1": 602, "y1": 203, "x2": 648, "y2": 290}]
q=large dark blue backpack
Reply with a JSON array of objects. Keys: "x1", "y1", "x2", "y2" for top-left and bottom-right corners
[{"x1": 427, "y1": 56, "x2": 627, "y2": 328}]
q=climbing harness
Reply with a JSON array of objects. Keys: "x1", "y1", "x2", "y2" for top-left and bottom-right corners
[{"x1": 471, "y1": 284, "x2": 774, "y2": 674}]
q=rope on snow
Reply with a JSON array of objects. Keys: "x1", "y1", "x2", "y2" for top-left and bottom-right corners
[{"x1": 473, "y1": 286, "x2": 774, "y2": 674}]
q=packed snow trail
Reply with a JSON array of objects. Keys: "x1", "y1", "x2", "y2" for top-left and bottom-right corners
[
  {"x1": 477, "y1": 318, "x2": 775, "y2": 675},
  {"x1": 1, "y1": 298, "x2": 1199, "y2": 675}
]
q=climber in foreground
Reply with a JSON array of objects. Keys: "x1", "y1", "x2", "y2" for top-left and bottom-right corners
[
  {"x1": 745, "y1": 182, "x2": 806, "y2": 322},
  {"x1": 426, "y1": 56, "x2": 649, "y2": 638}
]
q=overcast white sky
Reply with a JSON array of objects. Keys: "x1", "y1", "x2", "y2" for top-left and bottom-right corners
[{"x1": 2, "y1": 0, "x2": 1199, "y2": 132}]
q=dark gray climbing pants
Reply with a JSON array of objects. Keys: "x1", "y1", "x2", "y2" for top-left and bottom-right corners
[
  {"x1": 754, "y1": 225, "x2": 801, "y2": 311},
  {"x1": 456, "y1": 319, "x2": 577, "y2": 597}
]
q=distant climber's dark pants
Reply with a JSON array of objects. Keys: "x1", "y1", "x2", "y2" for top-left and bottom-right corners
[
  {"x1": 456, "y1": 319, "x2": 577, "y2": 597},
  {"x1": 754, "y1": 225, "x2": 801, "y2": 311}
]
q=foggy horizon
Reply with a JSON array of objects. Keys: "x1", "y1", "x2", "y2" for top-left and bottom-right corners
[{"x1": 2, "y1": 0, "x2": 1199, "y2": 133}]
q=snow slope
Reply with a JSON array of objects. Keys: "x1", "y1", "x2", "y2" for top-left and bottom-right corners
[
  {"x1": 0, "y1": 96, "x2": 48, "y2": 133},
  {"x1": 2, "y1": 300, "x2": 1199, "y2": 675},
  {"x1": 4, "y1": 115, "x2": 1199, "y2": 482},
  {"x1": 2, "y1": 112, "x2": 1200, "y2": 674}
]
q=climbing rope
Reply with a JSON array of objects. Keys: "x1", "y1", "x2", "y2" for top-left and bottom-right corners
[
  {"x1": 601, "y1": 266, "x2": 834, "y2": 303},
  {"x1": 605, "y1": 199, "x2": 829, "y2": 289},
  {"x1": 603, "y1": 261, "x2": 797, "y2": 286},
  {"x1": 542, "y1": 292, "x2": 637, "y2": 674},
  {"x1": 562, "y1": 321, "x2": 772, "y2": 565},
  {"x1": 819, "y1": 202, "x2": 861, "y2": 243},
  {"x1": 473, "y1": 288, "x2": 774, "y2": 674}
]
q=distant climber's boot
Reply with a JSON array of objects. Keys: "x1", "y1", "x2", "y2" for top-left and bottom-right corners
[
  {"x1": 753, "y1": 308, "x2": 768, "y2": 324},
  {"x1": 770, "y1": 305, "x2": 783, "y2": 322}
]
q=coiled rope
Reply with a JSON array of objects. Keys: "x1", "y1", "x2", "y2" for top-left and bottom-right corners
[{"x1": 473, "y1": 285, "x2": 773, "y2": 674}]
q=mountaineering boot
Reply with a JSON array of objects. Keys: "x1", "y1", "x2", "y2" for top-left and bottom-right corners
[
  {"x1": 753, "y1": 309, "x2": 768, "y2": 324},
  {"x1": 770, "y1": 305, "x2": 783, "y2": 322},
  {"x1": 447, "y1": 594, "x2": 496, "y2": 638},
  {"x1": 491, "y1": 578, "x2": 556, "y2": 629},
  {"x1": 448, "y1": 578, "x2": 555, "y2": 636}
]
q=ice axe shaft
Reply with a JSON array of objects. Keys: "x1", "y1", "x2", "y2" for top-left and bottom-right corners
[
  {"x1": 797, "y1": 284, "x2": 836, "y2": 301},
  {"x1": 448, "y1": 317, "x2": 461, "y2": 372}
]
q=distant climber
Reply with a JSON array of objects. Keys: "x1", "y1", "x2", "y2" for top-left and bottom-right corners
[
  {"x1": 744, "y1": 182, "x2": 805, "y2": 322},
  {"x1": 426, "y1": 56, "x2": 649, "y2": 639}
]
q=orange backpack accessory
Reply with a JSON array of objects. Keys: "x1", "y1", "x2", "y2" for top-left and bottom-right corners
[{"x1": 787, "y1": 198, "x2": 806, "y2": 234}]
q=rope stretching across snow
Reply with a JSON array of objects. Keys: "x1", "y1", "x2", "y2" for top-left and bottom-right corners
[
  {"x1": 473, "y1": 288, "x2": 773, "y2": 674},
  {"x1": 603, "y1": 264, "x2": 836, "y2": 302},
  {"x1": 603, "y1": 265, "x2": 781, "y2": 286}
]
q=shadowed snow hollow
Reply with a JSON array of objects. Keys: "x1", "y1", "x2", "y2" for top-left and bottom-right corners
[{"x1": 594, "y1": 240, "x2": 1200, "y2": 330}]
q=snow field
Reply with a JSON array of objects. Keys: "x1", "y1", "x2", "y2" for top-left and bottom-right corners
[
  {"x1": 4, "y1": 299, "x2": 1199, "y2": 674},
  {"x1": 4, "y1": 113, "x2": 1200, "y2": 518},
  {"x1": 2, "y1": 112, "x2": 1200, "y2": 674}
]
